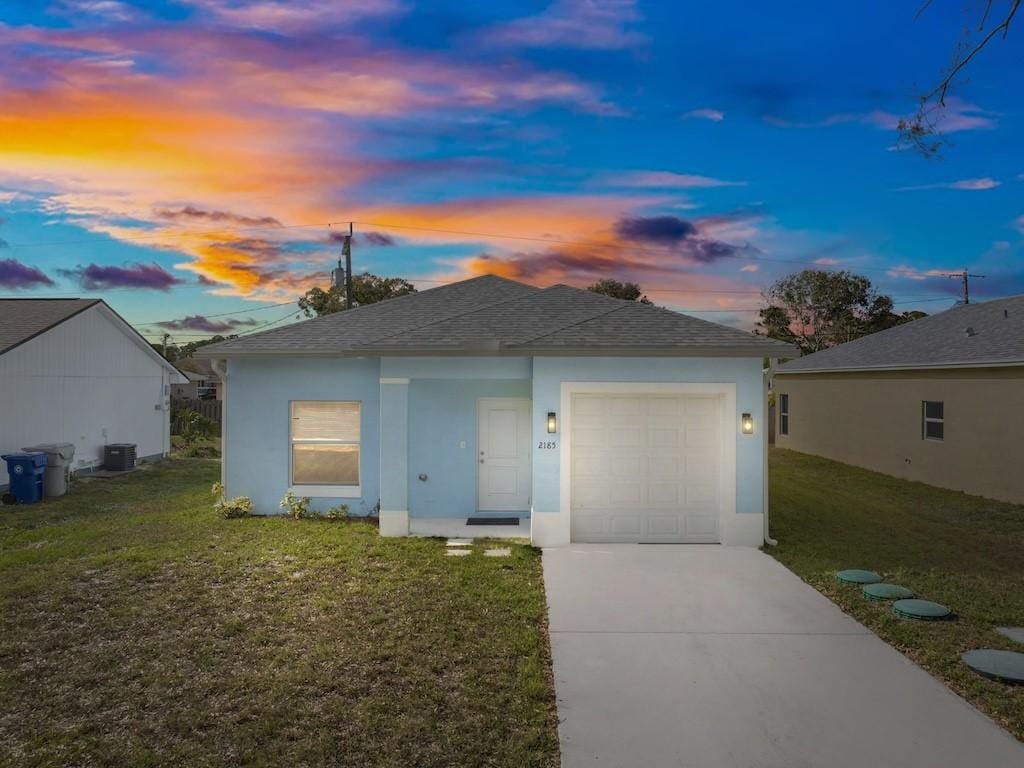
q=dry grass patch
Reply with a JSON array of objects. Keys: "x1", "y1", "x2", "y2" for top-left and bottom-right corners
[{"x1": 0, "y1": 460, "x2": 558, "y2": 767}]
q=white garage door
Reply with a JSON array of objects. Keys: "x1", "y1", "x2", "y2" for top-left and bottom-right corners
[{"x1": 570, "y1": 394, "x2": 723, "y2": 543}]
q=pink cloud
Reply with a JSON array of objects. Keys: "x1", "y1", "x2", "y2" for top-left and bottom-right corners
[
  {"x1": 682, "y1": 108, "x2": 724, "y2": 122},
  {"x1": 769, "y1": 98, "x2": 996, "y2": 134},
  {"x1": 601, "y1": 170, "x2": 747, "y2": 189},
  {"x1": 896, "y1": 178, "x2": 1001, "y2": 192},
  {"x1": 887, "y1": 265, "x2": 957, "y2": 281},
  {"x1": 482, "y1": 0, "x2": 645, "y2": 50},
  {"x1": 183, "y1": 0, "x2": 404, "y2": 32},
  {"x1": 814, "y1": 257, "x2": 840, "y2": 265}
]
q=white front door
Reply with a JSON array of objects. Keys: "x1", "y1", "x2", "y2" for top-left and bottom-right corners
[
  {"x1": 570, "y1": 394, "x2": 723, "y2": 543},
  {"x1": 477, "y1": 398, "x2": 532, "y2": 511}
]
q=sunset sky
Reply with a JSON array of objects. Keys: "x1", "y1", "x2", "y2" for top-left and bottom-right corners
[{"x1": 1, "y1": 1, "x2": 1021, "y2": 342}]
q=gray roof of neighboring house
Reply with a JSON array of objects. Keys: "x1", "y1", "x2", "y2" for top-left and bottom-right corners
[
  {"x1": 176, "y1": 357, "x2": 219, "y2": 381},
  {"x1": 0, "y1": 298, "x2": 101, "y2": 356},
  {"x1": 0, "y1": 297, "x2": 187, "y2": 381},
  {"x1": 776, "y1": 294, "x2": 1024, "y2": 374},
  {"x1": 199, "y1": 275, "x2": 795, "y2": 358}
]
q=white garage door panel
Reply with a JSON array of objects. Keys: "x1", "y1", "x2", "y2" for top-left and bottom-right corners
[{"x1": 570, "y1": 394, "x2": 722, "y2": 543}]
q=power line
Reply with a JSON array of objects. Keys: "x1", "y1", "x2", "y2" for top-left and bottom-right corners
[{"x1": 135, "y1": 300, "x2": 297, "y2": 327}]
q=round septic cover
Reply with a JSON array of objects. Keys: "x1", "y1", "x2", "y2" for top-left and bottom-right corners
[
  {"x1": 863, "y1": 583, "x2": 914, "y2": 601},
  {"x1": 962, "y1": 649, "x2": 1024, "y2": 685},
  {"x1": 836, "y1": 569, "x2": 882, "y2": 585},
  {"x1": 893, "y1": 599, "x2": 951, "y2": 621}
]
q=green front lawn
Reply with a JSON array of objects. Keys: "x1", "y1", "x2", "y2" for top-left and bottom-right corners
[
  {"x1": 0, "y1": 460, "x2": 559, "y2": 767},
  {"x1": 768, "y1": 448, "x2": 1024, "y2": 741}
]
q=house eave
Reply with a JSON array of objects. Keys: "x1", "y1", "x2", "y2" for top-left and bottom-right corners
[
  {"x1": 775, "y1": 359, "x2": 1024, "y2": 375},
  {"x1": 199, "y1": 343, "x2": 797, "y2": 359}
]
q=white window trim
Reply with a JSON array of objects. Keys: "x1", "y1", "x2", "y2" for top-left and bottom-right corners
[
  {"x1": 922, "y1": 401, "x2": 944, "y2": 442},
  {"x1": 289, "y1": 400, "x2": 362, "y2": 496},
  {"x1": 288, "y1": 484, "x2": 363, "y2": 499}
]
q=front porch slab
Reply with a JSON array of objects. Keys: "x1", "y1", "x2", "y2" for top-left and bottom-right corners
[{"x1": 410, "y1": 517, "x2": 529, "y2": 540}]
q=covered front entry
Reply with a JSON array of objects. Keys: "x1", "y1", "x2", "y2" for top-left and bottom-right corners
[
  {"x1": 569, "y1": 392, "x2": 723, "y2": 543},
  {"x1": 477, "y1": 397, "x2": 532, "y2": 511}
]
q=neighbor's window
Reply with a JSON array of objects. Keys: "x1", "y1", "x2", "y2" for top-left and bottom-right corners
[
  {"x1": 922, "y1": 401, "x2": 944, "y2": 441},
  {"x1": 290, "y1": 401, "x2": 361, "y2": 487},
  {"x1": 779, "y1": 393, "x2": 789, "y2": 436}
]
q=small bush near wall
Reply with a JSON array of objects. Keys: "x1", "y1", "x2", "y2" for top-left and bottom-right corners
[
  {"x1": 212, "y1": 482, "x2": 253, "y2": 519},
  {"x1": 279, "y1": 491, "x2": 349, "y2": 520}
]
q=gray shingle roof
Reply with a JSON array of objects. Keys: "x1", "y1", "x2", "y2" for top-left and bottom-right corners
[
  {"x1": 0, "y1": 299, "x2": 100, "y2": 356},
  {"x1": 200, "y1": 275, "x2": 795, "y2": 358},
  {"x1": 776, "y1": 294, "x2": 1024, "y2": 374}
]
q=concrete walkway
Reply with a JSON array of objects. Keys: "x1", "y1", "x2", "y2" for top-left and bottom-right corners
[{"x1": 543, "y1": 545, "x2": 1024, "y2": 768}]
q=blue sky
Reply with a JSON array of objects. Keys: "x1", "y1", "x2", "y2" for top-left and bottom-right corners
[{"x1": 0, "y1": 1, "x2": 1021, "y2": 342}]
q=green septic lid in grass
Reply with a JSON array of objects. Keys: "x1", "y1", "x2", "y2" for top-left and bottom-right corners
[
  {"x1": 962, "y1": 649, "x2": 1024, "y2": 685},
  {"x1": 863, "y1": 583, "x2": 914, "y2": 601},
  {"x1": 893, "y1": 599, "x2": 951, "y2": 621},
  {"x1": 836, "y1": 569, "x2": 882, "y2": 585}
]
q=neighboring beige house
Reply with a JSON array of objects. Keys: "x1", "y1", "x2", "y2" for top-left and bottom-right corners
[
  {"x1": 774, "y1": 295, "x2": 1024, "y2": 504},
  {"x1": 171, "y1": 358, "x2": 223, "y2": 400}
]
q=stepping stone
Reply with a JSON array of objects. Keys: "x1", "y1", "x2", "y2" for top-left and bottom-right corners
[
  {"x1": 995, "y1": 627, "x2": 1024, "y2": 645},
  {"x1": 484, "y1": 548, "x2": 511, "y2": 558},
  {"x1": 446, "y1": 549, "x2": 471, "y2": 557},
  {"x1": 446, "y1": 539, "x2": 472, "y2": 547},
  {"x1": 962, "y1": 649, "x2": 1024, "y2": 685},
  {"x1": 836, "y1": 569, "x2": 881, "y2": 585},
  {"x1": 893, "y1": 599, "x2": 951, "y2": 621},
  {"x1": 863, "y1": 583, "x2": 914, "y2": 601}
]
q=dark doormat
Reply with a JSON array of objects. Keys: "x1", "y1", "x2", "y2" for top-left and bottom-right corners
[{"x1": 466, "y1": 517, "x2": 520, "y2": 526}]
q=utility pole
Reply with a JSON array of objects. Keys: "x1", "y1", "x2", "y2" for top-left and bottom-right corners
[
  {"x1": 162, "y1": 333, "x2": 170, "y2": 358},
  {"x1": 345, "y1": 221, "x2": 354, "y2": 310},
  {"x1": 330, "y1": 222, "x2": 355, "y2": 310},
  {"x1": 948, "y1": 269, "x2": 985, "y2": 304}
]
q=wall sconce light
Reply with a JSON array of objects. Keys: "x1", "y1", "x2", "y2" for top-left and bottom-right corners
[
  {"x1": 547, "y1": 411, "x2": 558, "y2": 434},
  {"x1": 741, "y1": 412, "x2": 754, "y2": 435}
]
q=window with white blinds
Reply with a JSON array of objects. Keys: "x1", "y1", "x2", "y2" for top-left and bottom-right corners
[{"x1": 290, "y1": 401, "x2": 360, "y2": 488}]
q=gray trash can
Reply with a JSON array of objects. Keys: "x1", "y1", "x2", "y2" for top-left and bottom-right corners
[{"x1": 21, "y1": 443, "x2": 76, "y2": 497}]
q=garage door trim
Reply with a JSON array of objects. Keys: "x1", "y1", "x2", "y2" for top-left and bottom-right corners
[{"x1": 559, "y1": 381, "x2": 737, "y2": 543}]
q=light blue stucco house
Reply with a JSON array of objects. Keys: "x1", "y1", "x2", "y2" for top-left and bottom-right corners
[{"x1": 200, "y1": 276, "x2": 794, "y2": 546}]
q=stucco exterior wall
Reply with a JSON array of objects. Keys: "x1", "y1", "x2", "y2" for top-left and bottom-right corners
[
  {"x1": 409, "y1": 379, "x2": 532, "y2": 518},
  {"x1": 224, "y1": 357, "x2": 381, "y2": 515},
  {"x1": 773, "y1": 368, "x2": 1024, "y2": 503}
]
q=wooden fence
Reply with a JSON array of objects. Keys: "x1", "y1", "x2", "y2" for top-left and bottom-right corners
[{"x1": 171, "y1": 397, "x2": 222, "y2": 436}]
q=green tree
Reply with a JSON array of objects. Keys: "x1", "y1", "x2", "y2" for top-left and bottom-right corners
[
  {"x1": 178, "y1": 335, "x2": 237, "y2": 358},
  {"x1": 757, "y1": 269, "x2": 924, "y2": 355},
  {"x1": 587, "y1": 279, "x2": 652, "y2": 304},
  {"x1": 298, "y1": 273, "x2": 417, "y2": 317}
]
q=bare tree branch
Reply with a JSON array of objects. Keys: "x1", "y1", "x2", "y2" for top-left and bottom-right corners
[{"x1": 899, "y1": 0, "x2": 1019, "y2": 157}]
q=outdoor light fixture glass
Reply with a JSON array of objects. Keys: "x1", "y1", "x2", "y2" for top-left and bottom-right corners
[
  {"x1": 741, "y1": 412, "x2": 754, "y2": 435},
  {"x1": 547, "y1": 411, "x2": 557, "y2": 434}
]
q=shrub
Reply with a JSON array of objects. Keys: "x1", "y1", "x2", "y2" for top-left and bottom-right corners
[
  {"x1": 325, "y1": 503, "x2": 350, "y2": 520},
  {"x1": 212, "y1": 482, "x2": 253, "y2": 519},
  {"x1": 280, "y1": 489, "x2": 312, "y2": 519},
  {"x1": 279, "y1": 491, "x2": 349, "y2": 521}
]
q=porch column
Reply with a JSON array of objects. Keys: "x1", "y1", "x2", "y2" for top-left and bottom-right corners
[{"x1": 379, "y1": 378, "x2": 410, "y2": 536}]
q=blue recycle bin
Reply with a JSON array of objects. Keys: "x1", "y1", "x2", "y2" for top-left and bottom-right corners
[{"x1": 2, "y1": 452, "x2": 48, "y2": 504}]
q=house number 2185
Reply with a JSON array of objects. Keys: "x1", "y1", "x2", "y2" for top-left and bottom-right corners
[{"x1": 538, "y1": 441, "x2": 556, "y2": 449}]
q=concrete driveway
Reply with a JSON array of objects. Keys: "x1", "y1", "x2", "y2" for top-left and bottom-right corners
[{"x1": 543, "y1": 545, "x2": 1024, "y2": 768}]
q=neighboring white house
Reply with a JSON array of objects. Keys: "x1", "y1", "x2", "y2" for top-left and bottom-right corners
[
  {"x1": 0, "y1": 299, "x2": 186, "y2": 481},
  {"x1": 200, "y1": 276, "x2": 795, "y2": 547}
]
